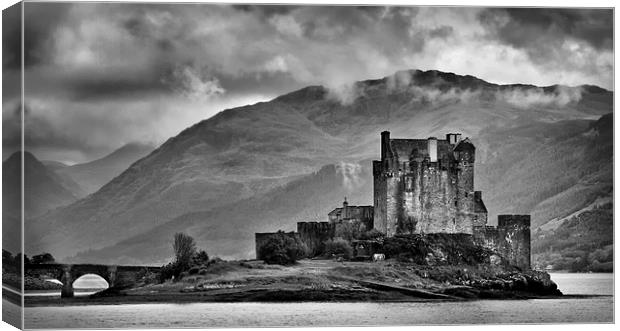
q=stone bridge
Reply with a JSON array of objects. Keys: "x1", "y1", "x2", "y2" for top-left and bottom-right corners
[{"x1": 25, "y1": 263, "x2": 160, "y2": 298}]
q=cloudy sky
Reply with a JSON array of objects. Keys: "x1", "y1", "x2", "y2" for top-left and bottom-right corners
[{"x1": 2, "y1": 2, "x2": 613, "y2": 164}]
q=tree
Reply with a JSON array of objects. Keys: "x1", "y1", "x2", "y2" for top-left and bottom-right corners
[
  {"x1": 31, "y1": 253, "x2": 55, "y2": 264},
  {"x1": 324, "y1": 237, "x2": 353, "y2": 259},
  {"x1": 173, "y1": 233, "x2": 196, "y2": 269},
  {"x1": 258, "y1": 232, "x2": 307, "y2": 265},
  {"x1": 2, "y1": 249, "x2": 13, "y2": 262}
]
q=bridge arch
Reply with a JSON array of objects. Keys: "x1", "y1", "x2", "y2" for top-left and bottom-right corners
[
  {"x1": 72, "y1": 274, "x2": 110, "y2": 295},
  {"x1": 59, "y1": 265, "x2": 118, "y2": 298}
]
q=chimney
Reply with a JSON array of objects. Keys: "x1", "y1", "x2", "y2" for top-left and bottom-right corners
[
  {"x1": 427, "y1": 137, "x2": 438, "y2": 162},
  {"x1": 381, "y1": 131, "x2": 391, "y2": 160},
  {"x1": 446, "y1": 133, "x2": 457, "y2": 145},
  {"x1": 456, "y1": 133, "x2": 462, "y2": 142}
]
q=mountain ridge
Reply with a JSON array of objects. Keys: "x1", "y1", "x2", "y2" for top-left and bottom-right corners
[
  {"x1": 55, "y1": 142, "x2": 155, "y2": 196},
  {"x1": 26, "y1": 69, "x2": 612, "y2": 265}
]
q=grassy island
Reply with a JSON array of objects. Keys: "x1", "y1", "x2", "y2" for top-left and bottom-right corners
[{"x1": 25, "y1": 258, "x2": 567, "y2": 307}]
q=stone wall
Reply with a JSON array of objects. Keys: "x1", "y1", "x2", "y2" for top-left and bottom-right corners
[
  {"x1": 373, "y1": 160, "x2": 388, "y2": 235},
  {"x1": 473, "y1": 225, "x2": 499, "y2": 250},
  {"x1": 497, "y1": 215, "x2": 531, "y2": 270},
  {"x1": 297, "y1": 222, "x2": 335, "y2": 256},
  {"x1": 385, "y1": 175, "x2": 401, "y2": 237},
  {"x1": 473, "y1": 191, "x2": 488, "y2": 228}
]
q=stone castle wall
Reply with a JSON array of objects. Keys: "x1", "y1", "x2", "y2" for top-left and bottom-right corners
[
  {"x1": 473, "y1": 225, "x2": 499, "y2": 250},
  {"x1": 497, "y1": 215, "x2": 531, "y2": 270},
  {"x1": 297, "y1": 222, "x2": 335, "y2": 256}
]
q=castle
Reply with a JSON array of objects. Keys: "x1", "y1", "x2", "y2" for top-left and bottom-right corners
[{"x1": 256, "y1": 131, "x2": 531, "y2": 270}]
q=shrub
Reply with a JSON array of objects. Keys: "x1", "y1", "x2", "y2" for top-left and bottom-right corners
[
  {"x1": 135, "y1": 268, "x2": 158, "y2": 285},
  {"x1": 360, "y1": 229, "x2": 385, "y2": 241},
  {"x1": 188, "y1": 266, "x2": 200, "y2": 275},
  {"x1": 325, "y1": 237, "x2": 353, "y2": 259},
  {"x1": 30, "y1": 252, "x2": 55, "y2": 264},
  {"x1": 383, "y1": 234, "x2": 491, "y2": 265},
  {"x1": 210, "y1": 257, "x2": 223, "y2": 264},
  {"x1": 192, "y1": 250, "x2": 210, "y2": 266},
  {"x1": 158, "y1": 261, "x2": 185, "y2": 283},
  {"x1": 334, "y1": 222, "x2": 365, "y2": 241},
  {"x1": 258, "y1": 232, "x2": 307, "y2": 265}
]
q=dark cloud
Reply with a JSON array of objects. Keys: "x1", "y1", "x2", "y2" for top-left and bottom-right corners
[
  {"x1": 232, "y1": 4, "x2": 294, "y2": 17},
  {"x1": 479, "y1": 8, "x2": 613, "y2": 53},
  {"x1": 2, "y1": 2, "x2": 21, "y2": 70},
  {"x1": 501, "y1": 9, "x2": 610, "y2": 50},
  {"x1": 6, "y1": 3, "x2": 612, "y2": 164},
  {"x1": 21, "y1": 3, "x2": 72, "y2": 67}
]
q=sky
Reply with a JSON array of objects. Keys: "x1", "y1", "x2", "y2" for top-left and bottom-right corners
[{"x1": 1, "y1": 3, "x2": 614, "y2": 164}]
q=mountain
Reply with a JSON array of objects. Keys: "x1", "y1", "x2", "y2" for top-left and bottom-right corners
[
  {"x1": 41, "y1": 160, "x2": 69, "y2": 171},
  {"x1": 55, "y1": 143, "x2": 155, "y2": 196},
  {"x1": 26, "y1": 69, "x2": 613, "y2": 264},
  {"x1": 70, "y1": 114, "x2": 613, "y2": 265},
  {"x1": 3, "y1": 152, "x2": 82, "y2": 253}
]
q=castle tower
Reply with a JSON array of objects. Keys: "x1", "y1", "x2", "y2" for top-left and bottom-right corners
[
  {"x1": 453, "y1": 138, "x2": 476, "y2": 233},
  {"x1": 497, "y1": 215, "x2": 531, "y2": 270},
  {"x1": 373, "y1": 132, "x2": 487, "y2": 237}
]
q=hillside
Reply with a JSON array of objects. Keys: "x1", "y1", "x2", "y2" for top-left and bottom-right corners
[
  {"x1": 4, "y1": 152, "x2": 82, "y2": 218},
  {"x1": 3, "y1": 152, "x2": 82, "y2": 253},
  {"x1": 69, "y1": 162, "x2": 373, "y2": 264},
  {"x1": 70, "y1": 115, "x2": 613, "y2": 264},
  {"x1": 55, "y1": 143, "x2": 155, "y2": 196},
  {"x1": 27, "y1": 69, "x2": 613, "y2": 264},
  {"x1": 532, "y1": 203, "x2": 613, "y2": 272}
]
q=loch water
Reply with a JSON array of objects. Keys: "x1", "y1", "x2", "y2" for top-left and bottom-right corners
[{"x1": 8, "y1": 273, "x2": 615, "y2": 328}]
